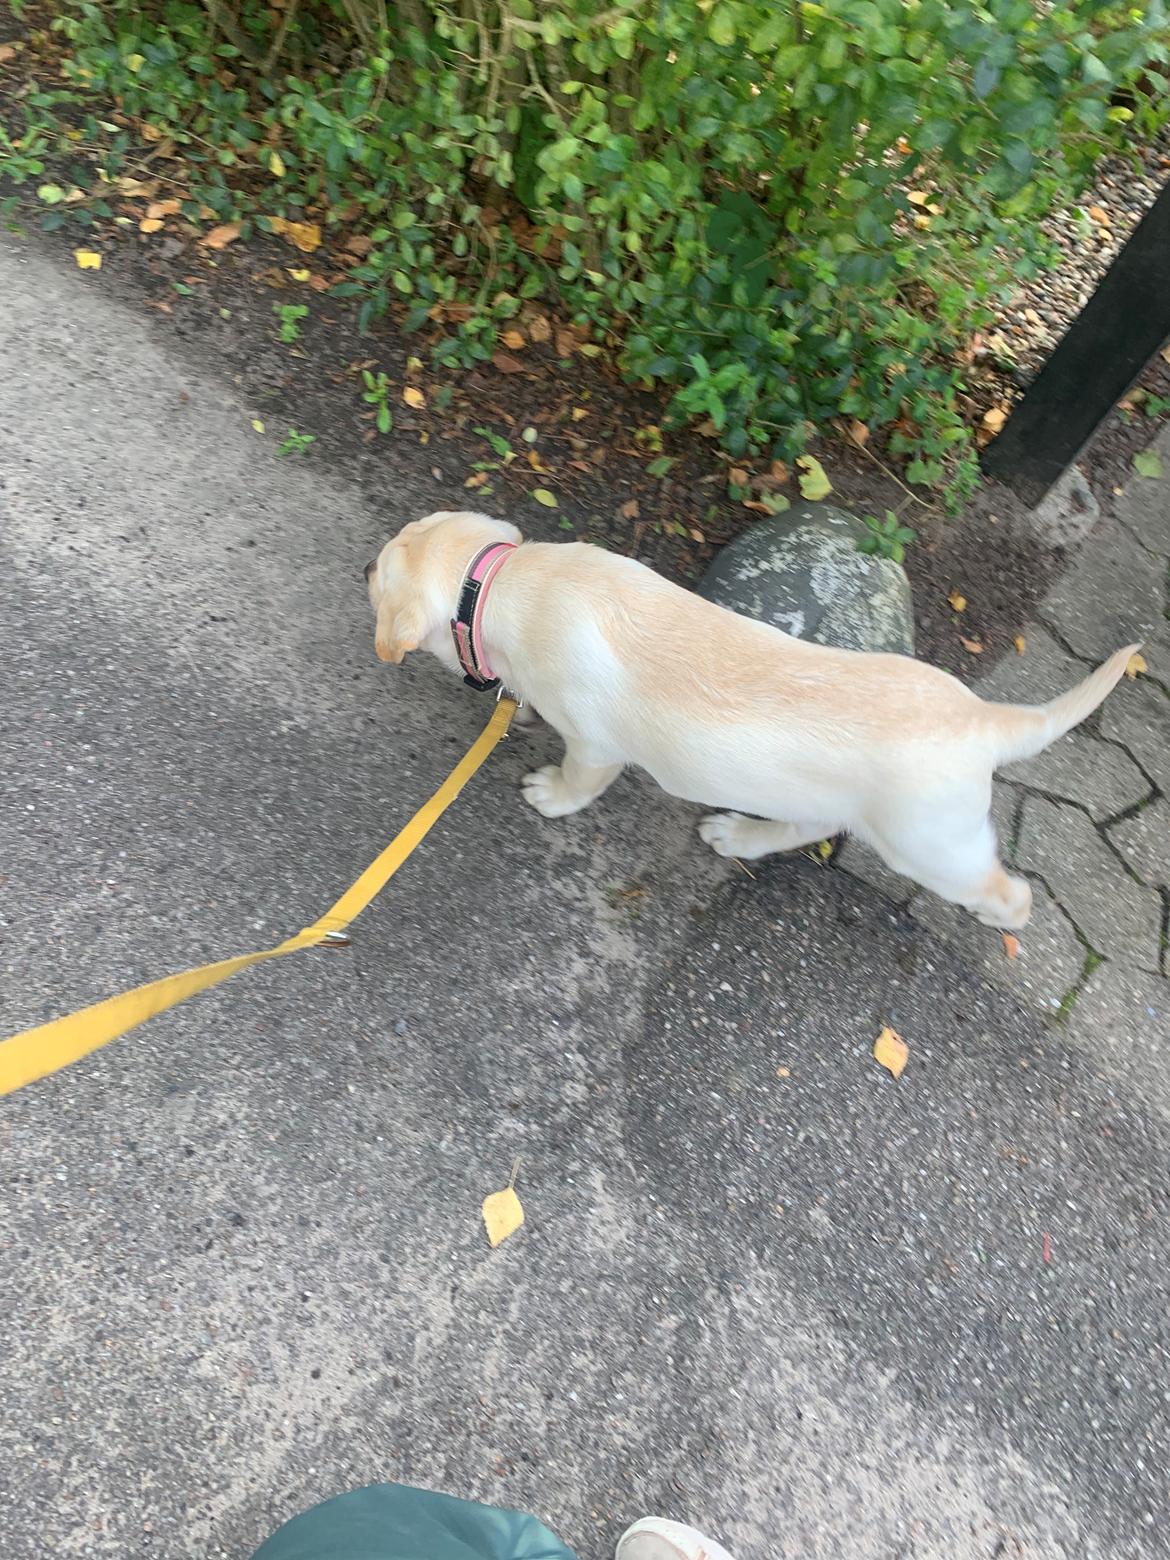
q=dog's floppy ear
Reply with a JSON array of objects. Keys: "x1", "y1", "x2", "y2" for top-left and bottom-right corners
[{"x1": 374, "y1": 597, "x2": 425, "y2": 664}]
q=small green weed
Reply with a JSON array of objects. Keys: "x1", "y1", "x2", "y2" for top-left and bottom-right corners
[
  {"x1": 277, "y1": 428, "x2": 315, "y2": 456},
  {"x1": 857, "y1": 512, "x2": 917, "y2": 565},
  {"x1": 361, "y1": 369, "x2": 393, "y2": 434},
  {"x1": 274, "y1": 303, "x2": 308, "y2": 344}
]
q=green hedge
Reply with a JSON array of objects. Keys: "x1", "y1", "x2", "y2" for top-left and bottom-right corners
[{"x1": 22, "y1": 1, "x2": 1170, "y2": 489}]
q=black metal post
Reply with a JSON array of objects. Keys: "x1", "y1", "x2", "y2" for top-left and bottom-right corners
[{"x1": 981, "y1": 177, "x2": 1170, "y2": 505}]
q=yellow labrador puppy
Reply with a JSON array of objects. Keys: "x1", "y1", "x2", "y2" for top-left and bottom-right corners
[{"x1": 366, "y1": 510, "x2": 1138, "y2": 930}]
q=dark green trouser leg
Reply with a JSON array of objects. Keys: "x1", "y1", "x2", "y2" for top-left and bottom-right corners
[{"x1": 250, "y1": 1483, "x2": 579, "y2": 1560}]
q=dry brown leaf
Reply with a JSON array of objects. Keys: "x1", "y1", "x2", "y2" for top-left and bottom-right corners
[
  {"x1": 139, "y1": 217, "x2": 164, "y2": 234},
  {"x1": 482, "y1": 1185, "x2": 524, "y2": 1248},
  {"x1": 116, "y1": 175, "x2": 160, "y2": 198},
  {"x1": 464, "y1": 471, "x2": 489, "y2": 489},
  {"x1": 203, "y1": 222, "x2": 241, "y2": 250},
  {"x1": 620, "y1": 499, "x2": 640, "y2": 521},
  {"x1": 948, "y1": 590, "x2": 967, "y2": 612},
  {"x1": 847, "y1": 419, "x2": 870, "y2": 447},
  {"x1": 526, "y1": 449, "x2": 549, "y2": 473},
  {"x1": 960, "y1": 635, "x2": 984, "y2": 654},
  {"x1": 528, "y1": 315, "x2": 552, "y2": 344},
  {"x1": 1014, "y1": 635, "x2": 1027, "y2": 655},
  {"x1": 402, "y1": 386, "x2": 426, "y2": 410},
  {"x1": 492, "y1": 350, "x2": 527, "y2": 374},
  {"x1": 1126, "y1": 651, "x2": 1148, "y2": 679},
  {"x1": 555, "y1": 329, "x2": 577, "y2": 358},
  {"x1": 147, "y1": 198, "x2": 181, "y2": 220},
  {"x1": 769, "y1": 460, "x2": 790, "y2": 483},
  {"x1": 1088, "y1": 204, "x2": 1110, "y2": 226},
  {"x1": 501, "y1": 328, "x2": 527, "y2": 350},
  {"x1": 308, "y1": 274, "x2": 330, "y2": 292},
  {"x1": 742, "y1": 500, "x2": 775, "y2": 514},
  {"x1": 728, "y1": 466, "x2": 750, "y2": 486},
  {"x1": 874, "y1": 1027, "x2": 908, "y2": 1079},
  {"x1": 689, "y1": 527, "x2": 706, "y2": 544},
  {"x1": 345, "y1": 234, "x2": 373, "y2": 256},
  {"x1": 0, "y1": 43, "x2": 20, "y2": 63},
  {"x1": 982, "y1": 406, "x2": 1008, "y2": 433},
  {"x1": 1002, "y1": 933, "x2": 1020, "y2": 961}
]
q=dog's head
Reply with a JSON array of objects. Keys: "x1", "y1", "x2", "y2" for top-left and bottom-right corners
[{"x1": 365, "y1": 510, "x2": 522, "y2": 664}]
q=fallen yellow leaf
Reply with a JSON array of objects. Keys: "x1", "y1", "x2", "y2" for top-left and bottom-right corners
[
  {"x1": 1014, "y1": 635, "x2": 1027, "y2": 655},
  {"x1": 287, "y1": 267, "x2": 311, "y2": 282},
  {"x1": 269, "y1": 215, "x2": 321, "y2": 253},
  {"x1": 74, "y1": 249, "x2": 102, "y2": 270},
  {"x1": 482, "y1": 1185, "x2": 524, "y2": 1248},
  {"x1": 268, "y1": 150, "x2": 286, "y2": 178},
  {"x1": 571, "y1": 407, "x2": 589, "y2": 422},
  {"x1": 402, "y1": 386, "x2": 425, "y2": 410},
  {"x1": 982, "y1": 406, "x2": 1008, "y2": 433},
  {"x1": 1126, "y1": 652, "x2": 1147, "y2": 679},
  {"x1": 529, "y1": 314, "x2": 552, "y2": 344},
  {"x1": 948, "y1": 590, "x2": 967, "y2": 612},
  {"x1": 147, "y1": 198, "x2": 181, "y2": 220},
  {"x1": 907, "y1": 191, "x2": 929, "y2": 206},
  {"x1": 501, "y1": 328, "x2": 526, "y2": 350},
  {"x1": 874, "y1": 1027, "x2": 908, "y2": 1079},
  {"x1": 203, "y1": 222, "x2": 241, "y2": 250},
  {"x1": 139, "y1": 217, "x2": 164, "y2": 234},
  {"x1": 251, "y1": 419, "x2": 265, "y2": 433}
]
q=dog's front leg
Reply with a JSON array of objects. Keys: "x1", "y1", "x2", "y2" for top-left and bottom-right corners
[{"x1": 521, "y1": 737, "x2": 622, "y2": 820}]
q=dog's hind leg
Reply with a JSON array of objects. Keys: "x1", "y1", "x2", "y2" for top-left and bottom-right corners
[
  {"x1": 872, "y1": 809, "x2": 1033, "y2": 929},
  {"x1": 699, "y1": 813, "x2": 837, "y2": 861}
]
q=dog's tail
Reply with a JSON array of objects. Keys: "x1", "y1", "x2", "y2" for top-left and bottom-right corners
[{"x1": 980, "y1": 643, "x2": 1141, "y2": 768}]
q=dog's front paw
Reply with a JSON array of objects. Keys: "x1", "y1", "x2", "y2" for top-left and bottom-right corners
[
  {"x1": 521, "y1": 765, "x2": 582, "y2": 819},
  {"x1": 698, "y1": 812, "x2": 749, "y2": 858}
]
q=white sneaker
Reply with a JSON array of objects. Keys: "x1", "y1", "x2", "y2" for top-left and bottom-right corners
[{"x1": 616, "y1": 1516, "x2": 737, "y2": 1560}]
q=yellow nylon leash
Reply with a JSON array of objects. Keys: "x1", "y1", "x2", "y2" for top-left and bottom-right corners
[{"x1": 0, "y1": 698, "x2": 518, "y2": 1098}]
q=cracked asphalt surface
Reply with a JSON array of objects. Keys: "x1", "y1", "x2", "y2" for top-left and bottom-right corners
[{"x1": 2, "y1": 237, "x2": 1170, "y2": 1560}]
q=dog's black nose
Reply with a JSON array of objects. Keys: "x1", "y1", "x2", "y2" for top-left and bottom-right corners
[{"x1": 364, "y1": 558, "x2": 376, "y2": 581}]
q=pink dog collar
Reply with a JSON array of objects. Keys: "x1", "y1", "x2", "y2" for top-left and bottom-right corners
[{"x1": 451, "y1": 541, "x2": 516, "y2": 691}]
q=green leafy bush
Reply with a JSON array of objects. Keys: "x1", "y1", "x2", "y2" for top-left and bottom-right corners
[{"x1": 18, "y1": 0, "x2": 1170, "y2": 492}]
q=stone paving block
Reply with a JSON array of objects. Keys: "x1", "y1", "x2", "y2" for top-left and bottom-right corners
[
  {"x1": 1067, "y1": 964, "x2": 1170, "y2": 1121},
  {"x1": 1018, "y1": 796, "x2": 1163, "y2": 970},
  {"x1": 1116, "y1": 425, "x2": 1170, "y2": 557},
  {"x1": 1100, "y1": 675, "x2": 1170, "y2": 794},
  {"x1": 1004, "y1": 730, "x2": 1151, "y2": 820},
  {"x1": 978, "y1": 621, "x2": 1086, "y2": 706},
  {"x1": 1108, "y1": 797, "x2": 1170, "y2": 890},
  {"x1": 1042, "y1": 518, "x2": 1165, "y2": 660},
  {"x1": 910, "y1": 876, "x2": 1084, "y2": 1017}
]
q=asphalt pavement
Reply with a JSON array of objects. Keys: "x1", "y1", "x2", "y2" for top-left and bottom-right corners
[{"x1": 2, "y1": 236, "x2": 1169, "y2": 1560}]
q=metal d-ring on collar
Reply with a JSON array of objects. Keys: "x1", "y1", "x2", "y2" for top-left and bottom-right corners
[{"x1": 450, "y1": 541, "x2": 517, "y2": 692}]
